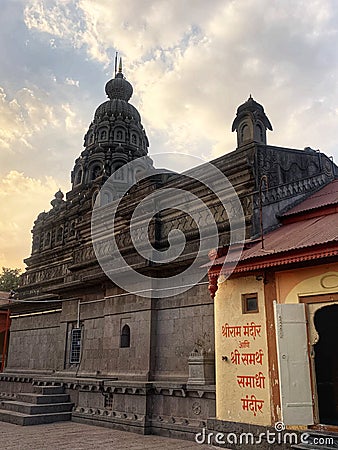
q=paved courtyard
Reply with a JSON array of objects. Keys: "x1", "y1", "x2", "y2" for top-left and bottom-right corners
[{"x1": 0, "y1": 421, "x2": 218, "y2": 450}]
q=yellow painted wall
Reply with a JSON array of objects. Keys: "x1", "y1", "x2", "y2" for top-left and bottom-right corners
[
  {"x1": 214, "y1": 275, "x2": 271, "y2": 425},
  {"x1": 274, "y1": 262, "x2": 338, "y2": 426},
  {"x1": 276, "y1": 262, "x2": 338, "y2": 304}
]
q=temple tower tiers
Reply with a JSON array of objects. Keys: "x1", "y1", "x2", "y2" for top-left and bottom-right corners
[
  {"x1": 232, "y1": 95, "x2": 273, "y2": 148},
  {"x1": 70, "y1": 59, "x2": 153, "y2": 195}
]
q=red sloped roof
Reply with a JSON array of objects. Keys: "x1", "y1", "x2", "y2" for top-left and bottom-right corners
[
  {"x1": 240, "y1": 213, "x2": 338, "y2": 261},
  {"x1": 283, "y1": 179, "x2": 338, "y2": 217},
  {"x1": 209, "y1": 212, "x2": 338, "y2": 267},
  {"x1": 207, "y1": 179, "x2": 338, "y2": 272}
]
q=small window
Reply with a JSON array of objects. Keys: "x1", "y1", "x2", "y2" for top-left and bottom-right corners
[
  {"x1": 56, "y1": 226, "x2": 64, "y2": 243},
  {"x1": 44, "y1": 231, "x2": 51, "y2": 248},
  {"x1": 99, "y1": 129, "x2": 107, "y2": 140},
  {"x1": 131, "y1": 134, "x2": 137, "y2": 144},
  {"x1": 69, "y1": 220, "x2": 76, "y2": 237},
  {"x1": 120, "y1": 324, "x2": 130, "y2": 348},
  {"x1": 91, "y1": 165, "x2": 101, "y2": 180},
  {"x1": 240, "y1": 123, "x2": 250, "y2": 142},
  {"x1": 75, "y1": 169, "x2": 83, "y2": 185},
  {"x1": 70, "y1": 328, "x2": 82, "y2": 364},
  {"x1": 116, "y1": 129, "x2": 123, "y2": 141},
  {"x1": 242, "y1": 293, "x2": 259, "y2": 314}
]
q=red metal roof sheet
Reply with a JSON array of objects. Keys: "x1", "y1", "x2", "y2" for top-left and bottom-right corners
[
  {"x1": 284, "y1": 179, "x2": 338, "y2": 216},
  {"x1": 211, "y1": 211, "x2": 338, "y2": 266}
]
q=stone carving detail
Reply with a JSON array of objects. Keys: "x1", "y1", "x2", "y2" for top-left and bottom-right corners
[
  {"x1": 254, "y1": 173, "x2": 328, "y2": 207},
  {"x1": 257, "y1": 147, "x2": 321, "y2": 185},
  {"x1": 73, "y1": 245, "x2": 96, "y2": 264},
  {"x1": 50, "y1": 190, "x2": 66, "y2": 209},
  {"x1": 21, "y1": 263, "x2": 68, "y2": 286},
  {"x1": 192, "y1": 401, "x2": 201, "y2": 415}
]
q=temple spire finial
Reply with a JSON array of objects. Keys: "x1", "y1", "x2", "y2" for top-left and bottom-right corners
[
  {"x1": 114, "y1": 51, "x2": 118, "y2": 76},
  {"x1": 119, "y1": 57, "x2": 123, "y2": 74}
]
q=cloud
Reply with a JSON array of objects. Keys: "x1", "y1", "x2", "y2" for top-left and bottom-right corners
[
  {"x1": 22, "y1": 0, "x2": 338, "y2": 161},
  {"x1": 0, "y1": 83, "x2": 87, "y2": 182},
  {"x1": 65, "y1": 77, "x2": 79, "y2": 87},
  {"x1": 23, "y1": 0, "x2": 224, "y2": 63},
  {"x1": 0, "y1": 171, "x2": 60, "y2": 269}
]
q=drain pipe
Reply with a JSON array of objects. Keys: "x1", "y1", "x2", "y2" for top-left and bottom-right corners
[
  {"x1": 259, "y1": 175, "x2": 268, "y2": 249},
  {"x1": 77, "y1": 299, "x2": 80, "y2": 328}
]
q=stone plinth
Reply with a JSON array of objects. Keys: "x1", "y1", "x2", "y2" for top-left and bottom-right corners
[{"x1": 187, "y1": 349, "x2": 215, "y2": 385}]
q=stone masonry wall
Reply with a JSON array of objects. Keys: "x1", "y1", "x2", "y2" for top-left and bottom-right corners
[{"x1": 6, "y1": 312, "x2": 62, "y2": 372}]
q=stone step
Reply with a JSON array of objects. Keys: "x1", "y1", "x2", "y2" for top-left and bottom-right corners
[
  {"x1": 16, "y1": 393, "x2": 70, "y2": 404},
  {"x1": 33, "y1": 385, "x2": 64, "y2": 395},
  {"x1": 0, "y1": 400, "x2": 73, "y2": 415},
  {"x1": 0, "y1": 408, "x2": 71, "y2": 426}
]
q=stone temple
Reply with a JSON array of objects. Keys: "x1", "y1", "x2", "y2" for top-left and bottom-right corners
[{"x1": 0, "y1": 62, "x2": 336, "y2": 441}]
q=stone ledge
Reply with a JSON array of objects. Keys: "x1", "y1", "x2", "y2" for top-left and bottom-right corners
[
  {"x1": 0, "y1": 375, "x2": 216, "y2": 399},
  {"x1": 72, "y1": 411, "x2": 149, "y2": 435},
  {"x1": 0, "y1": 374, "x2": 34, "y2": 383}
]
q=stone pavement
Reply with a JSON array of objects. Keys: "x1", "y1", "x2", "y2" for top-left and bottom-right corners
[{"x1": 0, "y1": 421, "x2": 219, "y2": 450}]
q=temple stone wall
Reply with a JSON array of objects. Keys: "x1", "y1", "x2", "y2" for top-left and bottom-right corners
[
  {"x1": 7, "y1": 312, "x2": 62, "y2": 371},
  {"x1": 152, "y1": 283, "x2": 214, "y2": 381}
]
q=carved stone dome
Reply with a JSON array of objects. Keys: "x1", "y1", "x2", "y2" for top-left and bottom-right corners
[
  {"x1": 94, "y1": 99, "x2": 141, "y2": 122},
  {"x1": 105, "y1": 72, "x2": 133, "y2": 101},
  {"x1": 236, "y1": 96, "x2": 266, "y2": 115},
  {"x1": 70, "y1": 61, "x2": 151, "y2": 191}
]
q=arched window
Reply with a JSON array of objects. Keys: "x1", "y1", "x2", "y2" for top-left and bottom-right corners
[
  {"x1": 116, "y1": 129, "x2": 123, "y2": 141},
  {"x1": 120, "y1": 324, "x2": 130, "y2": 348},
  {"x1": 56, "y1": 226, "x2": 64, "y2": 243},
  {"x1": 99, "y1": 129, "x2": 107, "y2": 141},
  {"x1": 240, "y1": 123, "x2": 250, "y2": 143},
  {"x1": 91, "y1": 165, "x2": 102, "y2": 180},
  {"x1": 44, "y1": 231, "x2": 51, "y2": 248},
  {"x1": 131, "y1": 134, "x2": 137, "y2": 145},
  {"x1": 75, "y1": 169, "x2": 83, "y2": 185}
]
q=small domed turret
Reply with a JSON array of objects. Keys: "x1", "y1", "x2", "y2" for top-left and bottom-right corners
[
  {"x1": 232, "y1": 96, "x2": 273, "y2": 148},
  {"x1": 50, "y1": 189, "x2": 65, "y2": 209}
]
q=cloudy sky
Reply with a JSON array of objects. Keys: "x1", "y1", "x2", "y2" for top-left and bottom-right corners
[{"x1": 1, "y1": 0, "x2": 338, "y2": 269}]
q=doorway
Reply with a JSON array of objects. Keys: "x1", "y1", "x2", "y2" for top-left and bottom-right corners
[
  {"x1": 313, "y1": 304, "x2": 338, "y2": 425},
  {"x1": 305, "y1": 297, "x2": 338, "y2": 426}
]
